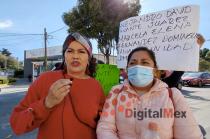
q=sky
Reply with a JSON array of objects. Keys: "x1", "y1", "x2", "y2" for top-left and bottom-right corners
[{"x1": 0, "y1": 0, "x2": 209, "y2": 61}]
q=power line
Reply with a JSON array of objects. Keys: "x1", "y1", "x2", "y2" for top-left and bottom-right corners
[
  {"x1": 0, "y1": 37, "x2": 43, "y2": 47},
  {"x1": 48, "y1": 26, "x2": 67, "y2": 34},
  {"x1": 0, "y1": 26, "x2": 66, "y2": 38},
  {"x1": 0, "y1": 26, "x2": 65, "y2": 46},
  {"x1": 49, "y1": 36, "x2": 63, "y2": 42},
  {"x1": 0, "y1": 35, "x2": 40, "y2": 42},
  {"x1": 0, "y1": 33, "x2": 43, "y2": 38},
  {"x1": 0, "y1": 32, "x2": 43, "y2": 35}
]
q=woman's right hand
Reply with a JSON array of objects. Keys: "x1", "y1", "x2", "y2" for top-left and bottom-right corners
[
  {"x1": 45, "y1": 79, "x2": 72, "y2": 109},
  {"x1": 196, "y1": 33, "x2": 205, "y2": 47}
]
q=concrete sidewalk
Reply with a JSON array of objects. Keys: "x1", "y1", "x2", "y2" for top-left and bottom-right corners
[
  {"x1": 0, "y1": 84, "x2": 9, "y2": 88},
  {"x1": 10, "y1": 78, "x2": 31, "y2": 86},
  {"x1": 1, "y1": 78, "x2": 31, "y2": 87},
  {"x1": 0, "y1": 78, "x2": 31, "y2": 94}
]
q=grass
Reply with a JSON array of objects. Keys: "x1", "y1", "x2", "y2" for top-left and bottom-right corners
[{"x1": 0, "y1": 77, "x2": 17, "y2": 85}]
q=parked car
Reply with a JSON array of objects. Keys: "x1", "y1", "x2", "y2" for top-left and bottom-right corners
[{"x1": 182, "y1": 72, "x2": 210, "y2": 87}]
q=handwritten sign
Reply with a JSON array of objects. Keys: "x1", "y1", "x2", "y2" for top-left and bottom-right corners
[
  {"x1": 117, "y1": 5, "x2": 200, "y2": 71},
  {"x1": 95, "y1": 64, "x2": 120, "y2": 95}
]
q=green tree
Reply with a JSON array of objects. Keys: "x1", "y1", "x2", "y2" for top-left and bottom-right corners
[
  {"x1": 1, "y1": 48, "x2": 12, "y2": 56},
  {"x1": 7, "y1": 57, "x2": 19, "y2": 69},
  {"x1": 0, "y1": 48, "x2": 19, "y2": 70},
  {"x1": 199, "y1": 58, "x2": 210, "y2": 72},
  {"x1": 19, "y1": 61, "x2": 24, "y2": 70},
  {"x1": 205, "y1": 51, "x2": 210, "y2": 62},
  {"x1": 200, "y1": 48, "x2": 209, "y2": 59},
  {"x1": 63, "y1": 0, "x2": 141, "y2": 64},
  {"x1": 0, "y1": 53, "x2": 7, "y2": 69}
]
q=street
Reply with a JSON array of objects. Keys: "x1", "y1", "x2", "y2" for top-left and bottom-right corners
[
  {"x1": 0, "y1": 79, "x2": 37, "y2": 139},
  {"x1": 182, "y1": 85, "x2": 210, "y2": 139},
  {"x1": 0, "y1": 81, "x2": 210, "y2": 139}
]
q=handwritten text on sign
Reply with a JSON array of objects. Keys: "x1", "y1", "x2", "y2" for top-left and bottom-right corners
[{"x1": 117, "y1": 5, "x2": 200, "y2": 71}]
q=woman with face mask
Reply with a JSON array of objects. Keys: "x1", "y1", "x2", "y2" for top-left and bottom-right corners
[
  {"x1": 97, "y1": 47, "x2": 203, "y2": 139},
  {"x1": 10, "y1": 32, "x2": 105, "y2": 139}
]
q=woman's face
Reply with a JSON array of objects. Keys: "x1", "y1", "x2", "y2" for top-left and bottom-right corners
[
  {"x1": 64, "y1": 41, "x2": 89, "y2": 75},
  {"x1": 127, "y1": 51, "x2": 155, "y2": 68}
]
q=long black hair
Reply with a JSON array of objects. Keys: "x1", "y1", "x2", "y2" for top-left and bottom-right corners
[{"x1": 56, "y1": 33, "x2": 96, "y2": 77}]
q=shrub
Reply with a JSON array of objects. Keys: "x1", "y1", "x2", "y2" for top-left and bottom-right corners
[
  {"x1": 0, "y1": 77, "x2": 9, "y2": 84},
  {"x1": 8, "y1": 77, "x2": 16, "y2": 83},
  {"x1": 14, "y1": 69, "x2": 24, "y2": 78}
]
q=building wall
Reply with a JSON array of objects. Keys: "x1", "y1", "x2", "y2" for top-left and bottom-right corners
[
  {"x1": 24, "y1": 51, "x2": 33, "y2": 78},
  {"x1": 24, "y1": 46, "x2": 117, "y2": 78},
  {"x1": 24, "y1": 59, "x2": 33, "y2": 78}
]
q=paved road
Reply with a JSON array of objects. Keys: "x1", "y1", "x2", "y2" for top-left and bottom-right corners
[
  {"x1": 182, "y1": 85, "x2": 210, "y2": 139},
  {"x1": 0, "y1": 79, "x2": 37, "y2": 139},
  {"x1": 0, "y1": 81, "x2": 209, "y2": 139}
]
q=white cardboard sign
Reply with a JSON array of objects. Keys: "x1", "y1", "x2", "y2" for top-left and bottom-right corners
[{"x1": 117, "y1": 5, "x2": 200, "y2": 71}]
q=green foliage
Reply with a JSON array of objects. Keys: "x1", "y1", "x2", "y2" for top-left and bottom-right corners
[
  {"x1": 0, "y1": 77, "x2": 9, "y2": 84},
  {"x1": 200, "y1": 48, "x2": 209, "y2": 59},
  {"x1": 14, "y1": 69, "x2": 24, "y2": 78},
  {"x1": 0, "y1": 77, "x2": 16, "y2": 84},
  {"x1": 199, "y1": 48, "x2": 210, "y2": 72},
  {"x1": 8, "y1": 77, "x2": 17, "y2": 83},
  {"x1": 1, "y1": 48, "x2": 12, "y2": 56},
  {"x1": 18, "y1": 61, "x2": 24, "y2": 70},
  {"x1": 0, "y1": 54, "x2": 7, "y2": 68},
  {"x1": 7, "y1": 57, "x2": 19, "y2": 69},
  {"x1": 0, "y1": 48, "x2": 19, "y2": 70},
  {"x1": 199, "y1": 58, "x2": 210, "y2": 72},
  {"x1": 205, "y1": 51, "x2": 210, "y2": 61},
  {"x1": 63, "y1": 0, "x2": 141, "y2": 63}
]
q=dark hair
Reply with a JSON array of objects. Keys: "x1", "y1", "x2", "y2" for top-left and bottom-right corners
[
  {"x1": 53, "y1": 62, "x2": 62, "y2": 71},
  {"x1": 57, "y1": 34, "x2": 96, "y2": 77},
  {"x1": 127, "y1": 47, "x2": 157, "y2": 68},
  {"x1": 54, "y1": 62, "x2": 61, "y2": 67}
]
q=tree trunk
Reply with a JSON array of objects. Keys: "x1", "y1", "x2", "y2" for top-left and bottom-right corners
[{"x1": 106, "y1": 54, "x2": 109, "y2": 64}]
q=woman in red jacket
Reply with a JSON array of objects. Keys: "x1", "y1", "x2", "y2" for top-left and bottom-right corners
[{"x1": 10, "y1": 32, "x2": 105, "y2": 139}]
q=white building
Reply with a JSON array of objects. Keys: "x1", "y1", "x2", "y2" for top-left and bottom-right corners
[{"x1": 24, "y1": 45, "x2": 116, "y2": 81}]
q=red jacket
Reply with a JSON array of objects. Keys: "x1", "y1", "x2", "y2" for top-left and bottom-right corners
[{"x1": 10, "y1": 70, "x2": 105, "y2": 139}]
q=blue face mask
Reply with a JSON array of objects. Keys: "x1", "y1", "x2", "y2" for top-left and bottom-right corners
[{"x1": 128, "y1": 65, "x2": 154, "y2": 87}]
